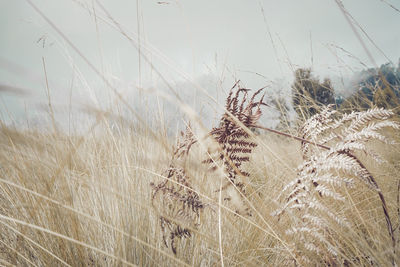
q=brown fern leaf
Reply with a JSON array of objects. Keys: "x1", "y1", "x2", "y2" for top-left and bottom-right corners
[
  {"x1": 150, "y1": 124, "x2": 203, "y2": 255},
  {"x1": 205, "y1": 81, "x2": 267, "y2": 198}
]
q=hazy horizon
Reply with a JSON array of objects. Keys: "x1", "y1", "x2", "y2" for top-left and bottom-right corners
[{"x1": 1, "y1": 0, "x2": 399, "y2": 129}]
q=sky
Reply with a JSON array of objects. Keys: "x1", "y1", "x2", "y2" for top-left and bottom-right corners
[{"x1": 0, "y1": 0, "x2": 399, "y2": 129}]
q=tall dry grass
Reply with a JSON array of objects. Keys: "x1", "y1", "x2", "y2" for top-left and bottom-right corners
[
  {"x1": 0, "y1": 87, "x2": 399, "y2": 266},
  {"x1": 1, "y1": 2, "x2": 400, "y2": 266}
]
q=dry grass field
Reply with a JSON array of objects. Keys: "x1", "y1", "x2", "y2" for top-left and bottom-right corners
[
  {"x1": 0, "y1": 84, "x2": 399, "y2": 266},
  {"x1": 1, "y1": 1, "x2": 400, "y2": 266}
]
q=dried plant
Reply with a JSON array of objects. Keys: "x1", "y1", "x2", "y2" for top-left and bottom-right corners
[
  {"x1": 204, "y1": 81, "x2": 267, "y2": 199},
  {"x1": 152, "y1": 82, "x2": 268, "y2": 253},
  {"x1": 150, "y1": 124, "x2": 203, "y2": 254},
  {"x1": 152, "y1": 83, "x2": 398, "y2": 262},
  {"x1": 274, "y1": 105, "x2": 399, "y2": 264}
]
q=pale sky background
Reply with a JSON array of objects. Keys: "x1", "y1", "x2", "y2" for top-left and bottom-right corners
[{"x1": 0, "y1": 0, "x2": 399, "y2": 130}]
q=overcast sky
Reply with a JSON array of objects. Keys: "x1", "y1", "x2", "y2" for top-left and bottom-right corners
[{"x1": 0, "y1": 0, "x2": 399, "y2": 128}]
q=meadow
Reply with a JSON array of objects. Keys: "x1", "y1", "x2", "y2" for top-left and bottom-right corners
[
  {"x1": 1, "y1": 82, "x2": 399, "y2": 266},
  {"x1": 1, "y1": 1, "x2": 400, "y2": 266}
]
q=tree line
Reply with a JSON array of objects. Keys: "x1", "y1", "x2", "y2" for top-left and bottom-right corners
[{"x1": 291, "y1": 60, "x2": 400, "y2": 120}]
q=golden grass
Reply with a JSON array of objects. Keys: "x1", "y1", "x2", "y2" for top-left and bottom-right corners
[{"x1": 0, "y1": 114, "x2": 399, "y2": 266}]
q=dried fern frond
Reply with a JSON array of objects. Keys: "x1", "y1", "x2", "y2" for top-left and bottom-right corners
[
  {"x1": 275, "y1": 105, "x2": 399, "y2": 264},
  {"x1": 150, "y1": 124, "x2": 203, "y2": 255},
  {"x1": 205, "y1": 81, "x2": 267, "y2": 192},
  {"x1": 152, "y1": 81, "x2": 268, "y2": 252}
]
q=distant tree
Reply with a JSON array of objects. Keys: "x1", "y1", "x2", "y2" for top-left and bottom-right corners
[
  {"x1": 374, "y1": 84, "x2": 399, "y2": 109},
  {"x1": 341, "y1": 61, "x2": 400, "y2": 113},
  {"x1": 292, "y1": 68, "x2": 335, "y2": 119}
]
